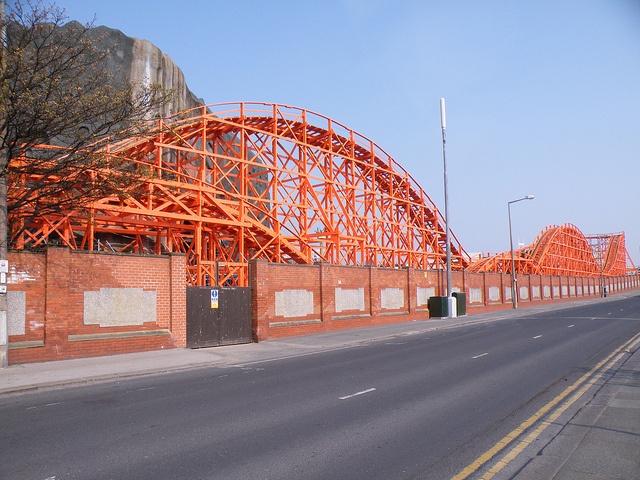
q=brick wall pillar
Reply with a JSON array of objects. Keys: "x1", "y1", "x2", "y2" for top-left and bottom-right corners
[
  {"x1": 482, "y1": 272, "x2": 488, "y2": 308},
  {"x1": 250, "y1": 259, "x2": 269, "y2": 340},
  {"x1": 44, "y1": 247, "x2": 73, "y2": 357},
  {"x1": 406, "y1": 267, "x2": 415, "y2": 314},
  {"x1": 319, "y1": 262, "x2": 336, "y2": 330},
  {"x1": 169, "y1": 253, "x2": 186, "y2": 347},
  {"x1": 369, "y1": 265, "x2": 380, "y2": 317}
]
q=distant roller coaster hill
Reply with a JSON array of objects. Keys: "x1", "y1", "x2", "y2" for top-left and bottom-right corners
[{"x1": 468, "y1": 224, "x2": 636, "y2": 277}]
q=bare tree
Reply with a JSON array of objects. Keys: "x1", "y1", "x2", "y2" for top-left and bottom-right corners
[{"x1": 0, "y1": 0, "x2": 173, "y2": 366}]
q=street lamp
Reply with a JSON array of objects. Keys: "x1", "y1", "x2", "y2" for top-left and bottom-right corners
[
  {"x1": 440, "y1": 98, "x2": 453, "y2": 316},
  {"x1": 509, "y1": 195, "x2": 534, "y2": 309}
]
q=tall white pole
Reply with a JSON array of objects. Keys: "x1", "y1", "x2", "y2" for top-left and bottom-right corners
[{"x1": 440, "y1": 99, "x2": 452, "y2": 312}]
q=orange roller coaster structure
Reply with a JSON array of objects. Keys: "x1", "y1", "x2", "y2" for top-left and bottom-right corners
[
  {"x1": 10, "y1": 102, "x2": 470, "y2": 286},
  {"x1": 468, "y1": 224, "x2": 636, "y2": 277}
]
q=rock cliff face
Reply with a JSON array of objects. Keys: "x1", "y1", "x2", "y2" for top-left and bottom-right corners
[{"x1": 81, "y1": 22, "x2": 205, "y2": 116}]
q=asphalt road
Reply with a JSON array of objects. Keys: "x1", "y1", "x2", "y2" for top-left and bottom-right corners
[{"x1": 1, "y1": 297, "x2": 639, "y2": 480}]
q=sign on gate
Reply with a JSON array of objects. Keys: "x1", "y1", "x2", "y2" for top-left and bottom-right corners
[{"x1": 211, "y1": 289, "x2": 219, "y2": 309}]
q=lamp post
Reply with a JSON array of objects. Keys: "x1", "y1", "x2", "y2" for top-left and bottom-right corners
[
  {"x1": 440, "y1": 98, "x2": 452, "y2": 316},
  {"x1": 508, "y1": 195, "x2": 534, "y2": 309}
]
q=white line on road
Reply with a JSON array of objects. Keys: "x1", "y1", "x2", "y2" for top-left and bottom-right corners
[
  {"x1": 339, "y1": 388, "x2": 376, "y2": 400},
  {"x1": 568, "y1": 324, "x2": 575, "y2": 328},
  {"x1": 472, "y1": 353, "x2": 488, "y2": 359},
  {"x1": 46, "y1": 402, "x2": 62, "y2": 407},
  {"x1": 28, "y1": 402, "x2": 64, "y2": 409},
  {"x1": 532, "y1": 335, "x2": 543, "y2": 339}
]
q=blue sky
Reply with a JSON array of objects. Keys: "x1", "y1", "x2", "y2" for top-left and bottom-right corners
[{"x1": 46, "y1": 1, "x2": 640, "y2": 264}]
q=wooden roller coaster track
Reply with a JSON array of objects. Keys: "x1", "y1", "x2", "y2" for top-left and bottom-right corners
[
  {"x1": 9, "y1": 102, "x2": 470, "y2": 286},
  {"x1": 10, "y1": 103, "x2": 635, "y2": 285},
  {"x1": 468, "y1": 224, "x2": 636, "y2": 277}
]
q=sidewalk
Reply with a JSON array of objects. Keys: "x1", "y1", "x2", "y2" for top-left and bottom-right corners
[
  {"x1": 0, "y1": 313, "x2": 487, "y2": 395},
  {"x1": 0, "y1": 304, "x2": 544, "y2": 395},
  {"x1": 1, "y1": 295, "x2": 638, "y2": 479},
  {"x1": 515, "y1": 343, "x2": 640, "y2": 479}
]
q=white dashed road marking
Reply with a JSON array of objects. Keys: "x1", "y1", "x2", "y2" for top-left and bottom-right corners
[{"x1": 339, "y1": 388, "x2": 376, "y2": 400}]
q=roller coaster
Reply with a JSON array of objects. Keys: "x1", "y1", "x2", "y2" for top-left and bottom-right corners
[
  {"x1": 468, "y1": 225, "x2": 635, "y2": 277},
  {"x1": 8, "y1": 102, "x2": 636, "y2": 286}
]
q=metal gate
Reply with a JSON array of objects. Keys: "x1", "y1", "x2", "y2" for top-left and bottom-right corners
[{"x1": 186, "y1": 287, "x2": 253, "y2": 348}]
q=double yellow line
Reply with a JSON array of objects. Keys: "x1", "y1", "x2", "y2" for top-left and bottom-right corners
[{"x1": 453, "y1": 331, "x2": 640, "y2": 480}]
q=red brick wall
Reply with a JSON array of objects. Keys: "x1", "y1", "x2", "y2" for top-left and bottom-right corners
[
  {"x1": 7, "y1": 250, "x2": 639, "y2": 362},
  {"x1": 6, "y1": 251, "x2": 46, "y2": 347},
  {"x1": 252, "y1": 261, "x2": 323, "y2": 339},
  {"x1": 252, "y1": 262, "x2": 438, "y2": 341},
  {"x1": 250, "y1": 260, "x2": 640, "y2": 341},
  {"x1": 408, "y1": 268, "x2": 441, "y2": 310},
  {"x1": 7, "y1": 248, "x2": 186, "y2": 364}
]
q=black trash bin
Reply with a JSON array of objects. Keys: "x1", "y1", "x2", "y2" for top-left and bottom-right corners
[
  {"x1": 428, "y1": 296, "x2": 449, "y2": 318},
  {"x1": 452, "y1": 291, "x2": 466, "y2": 316}
]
